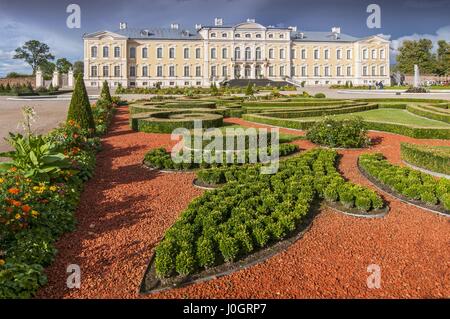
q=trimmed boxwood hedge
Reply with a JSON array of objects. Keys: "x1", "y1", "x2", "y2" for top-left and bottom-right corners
[
  {"x1": 406, "y1": 105, "x2": 450, "y2": 124},
  {"x1": 144, "y1": 143, "x2": 299, "y2": 170},
  {"x1": 359, "y1": 153, "x2": 450, "y2": 211},
  {"x1": 400, "y1": 143, "x2": 450, "y2": 175},
  {"x1": 154, "y1": 149, "x2": 385, "y2": 279}
]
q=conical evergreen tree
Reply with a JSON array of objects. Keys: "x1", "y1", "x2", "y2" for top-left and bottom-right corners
[
  {"x1": 100, "y1": 80, "x2": 112, "y2": 105},
  {"x1": 245, "y1": 82, "x2": 254, "y2": 96},
  {"x1": 67, "y1": 73, "x2": 96, "y2": 134}
]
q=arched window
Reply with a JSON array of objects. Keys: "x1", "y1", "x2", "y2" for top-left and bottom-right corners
[
  {"x1": 234, "y1": 47, "x2": 241, "y2": 60},
  {"x1": 245, "y1": 47, "x2": 251, "y2": 60},
  {"x1": 255, "y1": 47, "x2": 261, "y2": 60}
]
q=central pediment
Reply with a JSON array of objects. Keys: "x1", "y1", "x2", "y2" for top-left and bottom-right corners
[{"x1": 234, "y1": 22, "x2": 266, "y2": 30}]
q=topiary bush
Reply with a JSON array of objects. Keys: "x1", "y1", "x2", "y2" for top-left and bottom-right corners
[
  {"x1": 67, "y1": 74, "x2": 96, "y2": 134},
  {"x1": 100, "y1": 80, "x2": 113, "y2": 106}
]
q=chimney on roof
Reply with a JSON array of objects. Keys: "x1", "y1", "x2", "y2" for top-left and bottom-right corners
[
  {"x1": 299, "y1": 32, "x2": 304, "y2": 39},
  {"x1": 171, "y1": 23, "x2": 179, "y2": 30},
  {"x1": 288, "y1": 26, "x2": 297, "y2": 32},
  {"x1": 195, "y1": 24, "x2": 202, "y2": 30},
  {"x1": 331, "y1": 27, "x2": 341, "y2": 34},
  {"x1": 247, "y1": 18, "x2": 256, "y2": 23},
  {"x1": 214, "y1": 18, "x2": 223, "y2": 26},
  {"x1": 119, "y1": 22, "x2": 127, "y2": 30}
]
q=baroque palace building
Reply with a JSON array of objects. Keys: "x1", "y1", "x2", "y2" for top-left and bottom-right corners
[{"x1": 83, "y1": 18, "x2": 391, "y2": 88}]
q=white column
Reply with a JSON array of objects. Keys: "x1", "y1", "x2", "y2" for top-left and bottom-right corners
[
  {"x1": 35, "y1": 68, "x2": 44, "y2": 88},
  {"x1": 52, "y1": 70, "x2": 60, "y2": 87},
  {"x1": 68, "y1": 68, "x2": 74, "y2": 88}
]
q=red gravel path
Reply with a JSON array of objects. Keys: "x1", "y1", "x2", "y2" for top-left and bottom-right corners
[{"x1": 37, "y1": 110, "x2": 450, "y2": 299}]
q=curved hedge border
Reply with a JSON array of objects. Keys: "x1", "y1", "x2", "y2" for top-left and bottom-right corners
[
  {"x1": 400, "y1": 143, "x2": 450, "y2": 175},
  {"x1": 131, "y1": 111, "x2": 224, "y2": 133},
  {"x1": 358, "y1": 153, "x2": 450, "y2": 215},
  {"x1": 407, "y1": 105, "x2": 450, "y2": 124},
  {"x1": 258, "y1": 103, "x2": 377, "y2": 118}
]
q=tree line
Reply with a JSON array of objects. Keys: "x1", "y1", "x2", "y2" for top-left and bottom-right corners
[{"x1": 12, "y1": 40, "x2": 83, "y2": 80}]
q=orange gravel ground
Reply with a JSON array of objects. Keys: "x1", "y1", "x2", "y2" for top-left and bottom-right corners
[{"x1": 37, "y1": 107, "x2": 450, "y2": 299}]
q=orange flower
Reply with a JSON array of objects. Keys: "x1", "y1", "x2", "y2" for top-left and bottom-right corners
[
  {"x1": 0, "y1": 259, "x2": 5, "y2": 266},
  {"x1": 11, "y1": 200, "x2": 22, "y2": 207},
  {"x1": 9, "y1": 167, "x2": 17, "y2": 172},
  {"x1": 8, "y1": 188, "x2": 20, "y2": 195},
  {"x1": 21, "y1": 205, "x2": 31, "y2": 213}
]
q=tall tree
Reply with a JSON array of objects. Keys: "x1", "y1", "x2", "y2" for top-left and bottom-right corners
[
  {"x1": 434, "y1": 40, "x2": 450, "y2": 77},
  {"x1": 67, "y1": 73, "x2": 96, "y2": 133},
  {"x1": 13, "y1": 40, "x2": 55, "y2": 74},
  {"x1": 396, "y1": 39, "x2": 435, "y2": 74},
  {"x1": 39, "y1": 60, "x2": 56, "y2": 80},
  {"x1": 73, "y1": 61, "x2": 84, "y2": 77},
  {"x1": 56, "y1": 58, "x2": 73, "y2": 74}
]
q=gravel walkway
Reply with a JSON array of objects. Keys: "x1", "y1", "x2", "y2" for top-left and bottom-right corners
[{"x1": 37, "y1": 109, "x2": 450, "y2": 299}]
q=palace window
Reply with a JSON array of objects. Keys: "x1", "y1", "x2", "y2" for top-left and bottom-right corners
[
  {"x1": 324, "y1": 49, "x2": 329, "y2": 60},
  {"x1": 184, "y1": 47, "x2": 189, "y2": 59},
  {"x1": 336, "y1": 49, "x2": 342, "y2": 60},
  {"x1": 269, "y1": 48, "x2": 274, "y2": 59},
  {"x1": 169, "y1": 65, "x2": 175, "y2": 77},
  {"x1": 372, "y1": 65, "x2": 376, "y2": 76},
  {"x1": 314, "y1": 49, "x2": 319, "y2": 59},
  {"x1": 256, "y1": 34, "x2": 262, "y2": 38},
  {"x1": 91, "y1": 46, "x2": 98, "y2": 58},
  {"x1": 103, "y1": 66, "x2": 109, "y2": 77},
  {"x1": 346, "y1": 49, "x2": 352, "y2": 59},
  {"x1": 363, "y1": 66, "x2": 368, "y2": 76},
  {"x1": 129, "y1": 66, "x2": 136, "y2": 77},
  {"x1": 347, "y1": 66, "x2": 352, "y2": 76},
  {"x1": 142, "y1": 47, "x2": 148, "y2": 59},
  {"x1": 372, "y1": 49, "x2": 377, "y2": 59},
  {"x1": 210, "y1": 33, "x2": 216, "y2": 38},
  {"x1": 235, "y1": 47, "x2": 241, "y2": 60},
  {"x1": 196, "y1": 66, "x2": 201, "y2": 77},
  {"x1": 222, "y1": 65, "x2": 227, "y2": 77},
  {"x1": 222, "y1": 48, "x2": 228, "y2": 59},
  {"x1": 142, "y1": 66, "x2": 148, "y2": 77},
  {"x1": 103, "y1": 46, "x2": 109, "y2": 58},
  {"x1": 195, "y1": 48, "x2": 201, "y2": 59},
  {"x1": 129, "y1": 47, "x2": 136, "y2": 59},
  {"x1": 245, "y1": 47, "x2": 251, "y2": 60},
  {"x1": 157, "y1": 47, "x2": 163, "y2": 59},
  {"x1": 91, "y1": 65, "x2": 97, "y2": 77},
  {"x1": 280, "y1": 48, "x2": 285, "y2": 59},
  {"x1": 114, "y1": 66, "x2": 120, "y2": 77},
  {"x1": 291, "y1": 49, "x2": 296, "y2": 59},
  {"x1": 211, "y1": 48, "x2": 217, "y2": 59},
  {"x1": 280, "y1": 65, "x2": 285, "y2": 76},
  {"x1": 380, "y1": 65, "x2": 385, "y2": 76},
  {"x1": 245, "y1": 33, "x2": 251, "y2": 38},
  {"x1": 157, "y1": 65, "x2": 163, "y2": 77},
  {"x1": 114, "y1": 47, "x2": 120, "y2": 58},
  {"x1": 279, "y1": 34, "x2": 284, "y2": 39},
  {"x1": 256, "y1": 47, "x2": 261, "y2": 60},
  {"x1": 380, "y1": 49, "x2": 385, "y2": 59},
  {"x1": 324, "y1": 66, "x2": 330, "y2": 76},
  {"x1": 184, "y1": 65, "x2": 190, "y2": 77},
  {"x1": 301, "y1": 49, "x2": 306, "y2": 59},
  {"x1": 291, "y1": 66, "x2": 295, "y2": 77},
  {"x1": 211, "y1": 65, "x2": 217, "y2": 77},
  {"x1": 363, "y1": 49, "x2": 368, "y2": 60},
  {"x1": 336, "y1": 66, "x2": 341, "y2": 76},
  {"x1": 269, "y1": 66, "x2": 274, "y2": 77},
  {"x1": 222, "y1": 33, "x2": 227, "y2": 38},
  {"x1": 314, "y1": 66, "x2": 319, "y2": 76},
  {"x1": 301, "y1": 66, "x2": 307, "y2": 76},
  {"x1": 169, "y1": 47, "x2": 175, "y2": 59},
  {"x1": 235, "y1": 33, "x2": 241, "y2": 38}
]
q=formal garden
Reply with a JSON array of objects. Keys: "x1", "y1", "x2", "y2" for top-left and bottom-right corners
[{"x1": 0, "y1": 80, "x2": 449, "y2": 299}]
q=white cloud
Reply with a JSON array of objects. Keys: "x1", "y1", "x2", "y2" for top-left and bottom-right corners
[
  {"x1": 0, "y1": 14, "x2": 83, "y2": 77},
  {"x1": 391, "y1": 25, "x2": 450, "y2": 57}
]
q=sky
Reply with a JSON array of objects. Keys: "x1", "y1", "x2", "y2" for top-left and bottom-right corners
[{"x1": 0, "y1": 0, "x2": 449, "y2": 76}]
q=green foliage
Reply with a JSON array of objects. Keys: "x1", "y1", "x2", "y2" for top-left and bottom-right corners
[
  {"x1": 67, "y1": 74, "x2": 96, "y2": 133},
  {"x1": 401, "y1": 143, "x2": 450, "y2": 175},
  {"x1": 359, "y1": 153, "x2": 450, "y2": 211},
  {"x1": 0, "y1": 263, "x2": 47, "y2": 299},
  {"x1": 0, "y1": 133, "x2": 71, "y2": 181},
  {"x1": 55, "y1": 58, "x2": 73, "y2": 74},
  {"x1": 306, "y1": 117, "x2": 369, "y2": 148},
  {"x1": 314, "y1": 93, "x2": 326, "y2": 98},
  {"x1": 100, "y1": 81, "x2": 113, "y2": 105},
  {"x1": 175, "y1": 249, "x2": 196, "y2": 276},
  {"x1": 13, "y1": 40, "x2": 55, "y2": 74},
  {"x1": 245, "y1": 82, "x2": 255, "y2": 96}
]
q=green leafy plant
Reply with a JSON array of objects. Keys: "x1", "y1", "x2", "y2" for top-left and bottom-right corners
[{"x1": 66, "y1": 73, "x2": 96, "y2": 134}]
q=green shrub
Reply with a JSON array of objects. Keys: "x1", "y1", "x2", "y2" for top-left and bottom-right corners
[
  {"x1": 67, "y1": 74, "x2": 96, "y2": 133},
  {"x1": 175, "y1": 249, "x2": 196, "y2": 276},
  {"x1": 155, "y1": 240, "x2": 177, "y2": 278},
  {"x1": 306, "y1": 117, "x2": 369, "y2": 148},
  {"x1": 314, "y1": 93, "x2": 326, "y2": 98},
  {"x1": 0, "y1": 263, "x2": 47, "y2": 299},
  {"x1": 196, "y1": 237, "x2": 216, "y2": 268},
  {"x1": 401, "y1": 143, "x2": 450, "y2": 175},
  {"x1": 218, "y1": 235, "x2": 239, "y2": 262},
  {"x1": 355, "y1": 196, "x2": 372, "y2": 212}
]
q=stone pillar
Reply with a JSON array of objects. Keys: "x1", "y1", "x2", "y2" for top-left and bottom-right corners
[
  {"x1": 35, "y1": 68, "x2": 44, "y2": 88},
  {"x1": 52, "y1": 70, "x2": 60, "y2": 88},
  {"x1": 251, "y1": 64, "x2": 255, "y2": 79},
  {"x1": 413, "y1": 64, "x2": 420, "y2": 88},
  {"x1": 68, "y1": 69, "x2": 74, "y2": 88}
]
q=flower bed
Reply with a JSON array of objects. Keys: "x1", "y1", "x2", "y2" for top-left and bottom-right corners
[
  {"x1": 0, "y1": 79, "x2": 119, "y2": 298},
  {"x1": 358, "y1": 153, "x2": 450, "y2": 215},
  {"x1": 400, "y1": 143, "x2": 450, "y2": 176},
  {"x1": 140, "y1": 149, "x2": 386, "y2": 293}
]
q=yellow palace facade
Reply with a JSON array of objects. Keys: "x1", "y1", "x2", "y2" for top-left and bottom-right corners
[{"x1": 83, "y1": 18, "x2": 391, "y2": 88}]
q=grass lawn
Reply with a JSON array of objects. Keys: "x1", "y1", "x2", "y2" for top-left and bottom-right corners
[{"x1": 305, "y1": 108, "x2": 450, "y2": 128}]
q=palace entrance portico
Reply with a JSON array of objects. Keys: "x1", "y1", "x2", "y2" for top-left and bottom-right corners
[{"x1": 232, "y1": 60, "x2": 268, "y2": 79}]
